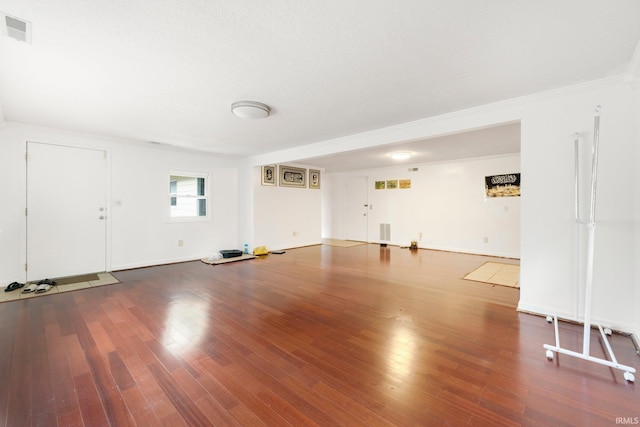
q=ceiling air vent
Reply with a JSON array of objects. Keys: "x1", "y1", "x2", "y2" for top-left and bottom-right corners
[
  {"x1": 408, "y1": 167, "x2": 419, "y2": 172},
  {"x1": 2, "y1": 13, "x2": 31, "y2": 43}
]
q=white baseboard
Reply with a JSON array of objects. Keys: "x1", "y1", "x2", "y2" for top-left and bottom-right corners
[
  {"x1": 111, "y1": 256, "x2": 201, "y2": 271},
  {"x1": 517, "y1": 302, "x2": 637, "y2": 336},
  {"x1": 517, "y1": 302, "x2": 575, "y2": 322}
]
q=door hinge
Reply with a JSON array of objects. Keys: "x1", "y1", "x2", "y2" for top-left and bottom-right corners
[
  {"x1": 25, "y1": 152, "x2": 28, "y2": 161},
  {"x1": 25, "y1": 263, "x2": 28, "y2": 271},
  {"x1": 25, "y1": 207, "x2": 27, "y2": 216}
]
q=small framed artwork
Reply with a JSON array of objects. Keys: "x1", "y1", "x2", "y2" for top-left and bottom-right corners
[
  {"x1": 279, "y1": 165, "x2": 306, "y2": 188},
  {"x1": 309, "y1": 169, "x2": 321, "y2": 189},
  {"x1": 375, "y1": 181, "x2": 386, "y2": 190},
  {"x1": 261, "y1": 165, "x2": 276, "y2": 186},
  {"x1": 399, "y1": 179, "x2": 411, "y2": 189},
  {"x1": 386, "y1": 180, "x2": 398, "y2": 189},
  {"x1": 485, "y1": 173, "x2": 521, "y2": 197}
]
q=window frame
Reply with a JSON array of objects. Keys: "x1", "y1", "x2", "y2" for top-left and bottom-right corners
[{"x1": 167, "y1": 170, "x2": 211, "y2": 223}]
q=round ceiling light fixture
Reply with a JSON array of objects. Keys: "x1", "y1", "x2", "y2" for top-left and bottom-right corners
[
  {"x1": 231, "y1": 100, "x2": 271, "y2": 119},
  {"x1": 390, "y1": 151, "x2": 412, "y2": 160}
]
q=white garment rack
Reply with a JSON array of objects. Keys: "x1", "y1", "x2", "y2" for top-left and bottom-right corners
[{"x1": 543, "y1": 106, "x2": 636, "y2": 383}]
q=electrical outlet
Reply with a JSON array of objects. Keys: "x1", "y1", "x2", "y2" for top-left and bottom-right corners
[
  {"x1": 483, "y1": 237, "x2": 489, "y2": 243},
  {"x1": 178, "y1": 240, "x2": 183, "y2": 247},
  {"x1": 418, "y1": 232, "x2": 423, "y2": 240}
]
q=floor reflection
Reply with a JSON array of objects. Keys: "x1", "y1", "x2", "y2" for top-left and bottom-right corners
[
  {"x1": 162, "y1": 294, "x2": 210, "y2": 352},
  {"x1": 380, "y1": 246, "x2": 391, "y2": 263},
  {"x1": 388, "y1": 324, "x2": 417, "y2": 380}
]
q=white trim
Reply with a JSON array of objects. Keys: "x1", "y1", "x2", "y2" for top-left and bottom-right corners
[
  {"x1": 517, "y1": 302, "x2": 636, "y2": 335},
  {"x1": 25, "y1": 140, "x2": 112, "y2": 278},
  {"x1": 248, "y1": 75, "x2": 628, "y2": 168},
  {"x1": 111, "y1": 256, "x2": 201, "y2": 271}
]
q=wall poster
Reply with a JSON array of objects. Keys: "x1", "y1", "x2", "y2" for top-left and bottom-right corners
[
  {"x1": 261, "y1": 165, "x2": 276, "y2": 186},
  {"x1": 485, "y1": 173, "x2": 521, "y2": 197},
  {"x1": 279, "y1": 165, "x2": 307, "y2": 188},
  {"x1": 309, "y1": 169, "x2": 321, "y2": 189}
]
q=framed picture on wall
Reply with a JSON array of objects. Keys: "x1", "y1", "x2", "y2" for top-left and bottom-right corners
[
  {"x1": 309, "y1": 169, "x2": 321, "y2": 189},
  {"x1": 375, "y1": 181, "x2": 386, "y2": 189},
  {"x1": 261, "y1": 165, "x2": 276, "y2": 186},
  {"x1": 485, "y1": 173, "x2": 521, "y2": 197},
  {"x1": 279, "y1": 165, "x2": 306, "y2": 188},
  {"x1": 386, "y1": 180, "x2": 398, "y2": 189},
  {"x1": 399, "y1": 179, "x2": 411, "y2": 189}
]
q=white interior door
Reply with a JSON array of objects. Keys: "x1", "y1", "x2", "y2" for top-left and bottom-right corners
[
  {"x1": 27, "y1": 142, "x2": 107, "y2": 280},
  {"x1": 346, "y1": 177, "x2": 368, "y2": 242}
]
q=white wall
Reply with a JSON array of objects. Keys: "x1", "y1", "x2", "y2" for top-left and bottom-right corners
[
  {"x1": 1, "y1": 77, "x2": 637, "y2": 341},
  {"x1": 108, "y1": 141, "x2": 239, "y2": 270},
  {"x1": 0, "y1": 123, "x2": 242, "y2": 283},
  {"x1": 255, "y1": 76, "x2": 638, "y2": 335},
  {"x1": 324, "y1": 155, "x2": 521, "y2": 258},
  {"x1": 518, "y1": 82, "x2": 637, "y2": 333},
  {"x1": 253, "y1": 165, "x2": 322, "y2": 251},
  {"x1": 0, "y1": 124, "x2": 26, "y2": 284},
  {"x1": 321, "y1": 174, "x2": 346, "y2": 240},
  {"x1": 634, "y1": 79, "x2": 640, "y2": 344},
  {"x1": 237, "y1": 162, "x2": 254, "y2": 254}
]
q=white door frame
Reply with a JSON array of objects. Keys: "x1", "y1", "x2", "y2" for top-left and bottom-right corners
[
  {"x1": 346, "y1": 176, "x2": 368, "y2": 242},
  {"x1": 26, "y1": 141, "x2": 111, "y2": 280}
]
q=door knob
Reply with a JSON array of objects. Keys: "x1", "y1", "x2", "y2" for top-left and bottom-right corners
[{"x1": 98, "y1": 215, "x2": 105, "y2": 220}]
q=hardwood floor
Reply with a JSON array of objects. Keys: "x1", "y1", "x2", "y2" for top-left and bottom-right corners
[{"x1": 0, "y1": 245, "x2": 637, "y2": 426}]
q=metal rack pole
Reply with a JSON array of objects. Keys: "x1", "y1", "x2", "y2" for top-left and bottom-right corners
[
  {"x1": 582, "y1": 106, "x2": 600, "y2": 355},
  {"x1": 543, "y1": 106, "x2": 635, "y2": 383},
  {"x1": 573, "y1": 132, "x2": 580, "y2": 319}
]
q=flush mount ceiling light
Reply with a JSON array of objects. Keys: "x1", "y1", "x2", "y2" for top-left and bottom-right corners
[
  {"x1": 231, "y1": 100, "x2": 270, "y2": 119},
  {"x1": 390, "y1": 151, "x2": 412, "y2": 160}
]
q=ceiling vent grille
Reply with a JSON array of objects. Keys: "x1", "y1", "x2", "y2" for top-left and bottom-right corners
[{"x1": 2, "y1": 13, "x2": 31, "y2": 43}]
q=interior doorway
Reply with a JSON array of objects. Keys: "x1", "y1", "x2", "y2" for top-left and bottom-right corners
[{"x1": 26, "y1": 142, "x2": 107, "y2": 281}]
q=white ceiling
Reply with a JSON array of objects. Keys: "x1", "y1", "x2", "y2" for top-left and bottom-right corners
[
  {"x1": 1, "y1": 1, "x2": 639, "y2": 171},
  {"x1": 299, "y1": 121, "x2": 522, "y2": 173}
]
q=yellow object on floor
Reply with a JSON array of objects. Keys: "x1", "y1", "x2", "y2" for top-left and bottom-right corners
[
  {"x1": 253, "y1": 246, "x2": 269, "y2": 255},
  {"x1": 463, "y1": 262, "x2": 520, "y2": 288}
]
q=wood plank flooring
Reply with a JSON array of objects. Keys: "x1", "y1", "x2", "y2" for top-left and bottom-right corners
[{"x1": 0, "y1": 245, "x2": 637, "y2": 426}]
